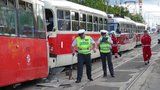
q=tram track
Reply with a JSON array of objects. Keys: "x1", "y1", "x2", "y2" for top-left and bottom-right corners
[
  {"x1": 91, "y1": 34, "x2": 157, "y2": 80},
  {"x1": 124, "y1": 38, "x2": 159, "y2": 90},
  {"x1": 78, "y1": 47, "x2": 143, "y2": 90},
  {"x1": 79, "y1": 36, "x2": 158, "y2": 90},
  {"x1": 124, "y1": 63, "x2": 152, "y2": 90}
]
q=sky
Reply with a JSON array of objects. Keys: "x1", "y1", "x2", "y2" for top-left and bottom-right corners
[
  {"x1": 109, "y1": 0, "x2": 160, "y2": 5},
  {"x1": 108, "y1": 0, "x2": 160, "y2": 27}
]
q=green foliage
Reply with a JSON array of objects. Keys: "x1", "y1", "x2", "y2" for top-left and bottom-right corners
[
  {"x1": 68, "y1": 0, "x2": 106, "y2": 11},
  {"x1": 83, "y1": 0, "x2": 106, "y2": 12},
  {"x1": 129, "y1": 14, "x2": 144, "y2": 23},
  {"x1": 67, "y1": 0, "x2": 144, "y2": 23}
]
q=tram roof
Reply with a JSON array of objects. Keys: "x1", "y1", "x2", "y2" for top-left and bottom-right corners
[
  {"x1": 108, "y1": 17, "x2": 136, "y2": 24},
  {"x1": 43, "y1": 0, "x2": 107, "y2": 17},
  {"x1": 135, "y1": 22, "x2": 146, "y2": 27},
  {"x1": 22, "y1": 0, "x2": 44, "y2": 5}
]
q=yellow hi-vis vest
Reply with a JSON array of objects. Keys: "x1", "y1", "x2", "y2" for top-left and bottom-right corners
[
  {"x1": 99, "y1": 36, "x2": 111, "y2": 53},
  {"x1": 76, "y1": 36, "x2": 91, "y2": 54}
]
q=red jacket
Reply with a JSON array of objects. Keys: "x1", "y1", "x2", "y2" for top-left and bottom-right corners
[
  {"x1": 111, "y1": 35, "x2": 118, "y2": 45},
  {"x1": 141, "y1": 34, "x2": 151, "y2": 46},
  {"x1": 111, "y1": 35, "x2": 118, "y2": 53}
]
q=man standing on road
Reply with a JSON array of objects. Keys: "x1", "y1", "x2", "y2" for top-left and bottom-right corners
[
  {"x1": 98, "y1": 30, "x2": 115, "y2": 77},
  {"x1": 72, "y1": 29, "x2": 96, "y2": 83},
  {"x1": 141, "y1": 30, "x2": 152, "y2": 65}
]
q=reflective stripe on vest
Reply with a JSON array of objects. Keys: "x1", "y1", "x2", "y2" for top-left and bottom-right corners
[
  {"x1": 99, "y1": 36, "x2": 111, "y2": 53},
  {"x1": 76, "y1": 36, "x2": 91, "y2": 54}
]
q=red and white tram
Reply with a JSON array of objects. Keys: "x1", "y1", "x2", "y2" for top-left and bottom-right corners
[
  {"x1": 0, "y1": 0, "x2": 48, "y2": 87},
  {"x1": 107, "y1": 17, "x2": 137, "y2": 51},
  {"x1": 135, "y1": 22, "x2": 146, "y2": 45},
  {"x1": 44, "y1": 0, "x2": 108, "y2": 68}
]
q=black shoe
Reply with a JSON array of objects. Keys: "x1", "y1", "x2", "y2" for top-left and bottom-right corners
[
  {"x1": 119, "y1": 53, "x2": 122, "y2": 57},
  {"x1": 115, "y1": 56, "x2": 118, "y2": 58},
  {"x1": 75, "y1": 80, "x2": 81, "y2": 83},
  {"x1": 145, "y1": 62, "x2": 148, "y2": 65},
  {"x1": 88, "y1": 78, "x2": 93, "y2": 81},
  {"x1": 103, "y1": 74, "x2": 107, "y2": 77},
  {"x1": 111, "y1": 75, "x2": 115, "y2": 77},
  {"x1": 148, "y1": 61, "x2": 150, "y2": 64}
]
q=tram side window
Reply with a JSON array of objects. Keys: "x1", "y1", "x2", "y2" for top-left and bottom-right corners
[
  {"x1": 136, "y1": 27, "x2": 138, "y2": 33},
  {"x1": 99, "y1": 18, "x2": 103, "y2": 31},
  {"x1": 57, "y1": 10, "x2": 71, "y2": 31},
  {"x1": 45, "y1": 9, "x2": 54, "y2": 32},
  {"x1": 79, "y1": 13, "x2": 86, "y2": 30},
  {"x1": 0, "y1": 0, "x2": 16, "y2": 36},
  {"x1": 18, "y1": 1, "x2": 35, "y2": 38},
  {"x1": 93, "y1": 16, "x2": 98, "y2": 31},
  {"x1": 64, "y1": 10, "x2": 71, "y2": 30},
  {"x1": 116, "y1": 24, "x2": 121, "y2": 34},
  {"x1": 87, "y1": 15, "x2": 92, "y2": 31},
  {"x1": 104, "y1": 18, "x2": 107, "y2": 30},
  {"x1": 72, "y1": 11, "x2": 79, "y2": 31}
]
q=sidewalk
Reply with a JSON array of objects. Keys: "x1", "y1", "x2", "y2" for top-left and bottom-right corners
[
  {"x1": 129, "y1": 45, "x2": 160, "y2": 90},
  {"x1": 82, "y1": 44, "x2": 160, "y2": 90}
]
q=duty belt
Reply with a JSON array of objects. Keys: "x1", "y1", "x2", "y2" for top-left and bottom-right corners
[{"x1": 79, "y1": 48, "x2": 89, "y2": 50}]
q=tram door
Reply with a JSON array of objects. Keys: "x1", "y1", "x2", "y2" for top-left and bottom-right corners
[
  {"x1": 45, "y1": 9, "x2": 54, "y2": 33},
  {"x1": 45, "y1": 8, "x2": 57, "y2": 68}
]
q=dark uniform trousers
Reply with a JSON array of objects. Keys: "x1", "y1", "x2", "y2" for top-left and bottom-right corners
[
  {"x1": 77, "y1": 53, "x2": 92, "y2": 81},
  {"x1": 100, "y1": 52, "x2": 114, "y2": 76}
]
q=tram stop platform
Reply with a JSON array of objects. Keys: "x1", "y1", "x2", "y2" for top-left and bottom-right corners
[{"x1": 35, "y1": 43, "x2": 160, "y2": 90}]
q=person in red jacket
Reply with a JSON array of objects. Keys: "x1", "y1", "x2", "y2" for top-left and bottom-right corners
[
  {"x1": 141, "y1": 30, "x2": 152, "y2": 65},
  {"x1": 110, "y1": 31, "x2": 121, "y2": 58}
]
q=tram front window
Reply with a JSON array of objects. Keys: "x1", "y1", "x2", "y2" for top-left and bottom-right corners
[
  {"x1": 0, "y1": 0, "x2": 16, "y2": 36},
  {"x1": 35, "y1": 4, "x2": 46, "y2": 38},
  {"x1": 18, "y1": 0, "x2": 34, "y2": 38},
  {"x1": 108, "y1": 23, "x2": 117, "y2": 32}
]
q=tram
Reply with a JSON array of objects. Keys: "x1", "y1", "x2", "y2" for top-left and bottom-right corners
[
  {"x1": 44, "y1": 0, "x2": 108, "y2": 68},
  {"x1": 135, "y1": 22, "x2": 146, "y2": 45},
  {"x1": 0, "y1": 0, "x2": 48, "y2": 87},
  {"x1": 0, "y1": 0, "x2": 147, "y2": 87},
  {"x1": 107, "y1": 17, "x2": 137, "y2": 51}
]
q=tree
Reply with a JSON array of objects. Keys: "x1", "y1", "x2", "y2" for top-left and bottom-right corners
[
  {"x1": 107, "y1": 5, "x2": 144, "y2": 23},
  {"x1": 67, "y1": 0, "x2": 144, "y2": 23},
  {"x1": 68, "y1": 0, "x2": 106, "y2": 11},
  {"x1": 129, "y1": 14, "x2": 144, "y2": 23}
]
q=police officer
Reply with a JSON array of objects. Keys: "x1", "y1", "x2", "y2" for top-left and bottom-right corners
[
  {"x1": 72, "y1": 29, "x2": 96, "y2": 83},
  {"x1": 98, "y1": 30, "x2": 115, "y2": 77}
]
